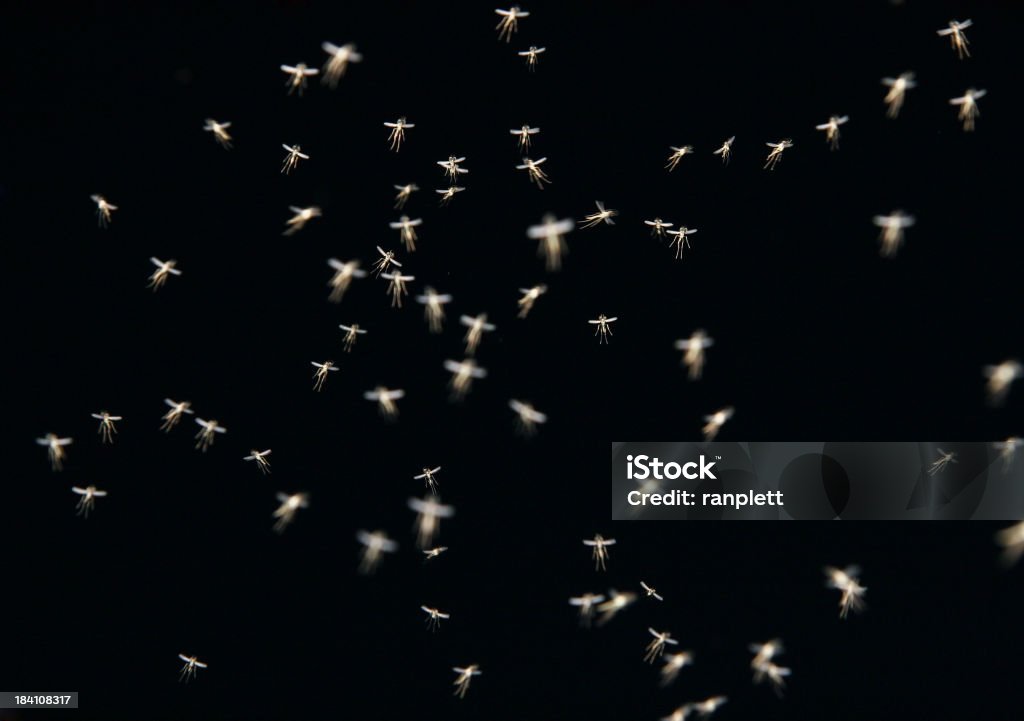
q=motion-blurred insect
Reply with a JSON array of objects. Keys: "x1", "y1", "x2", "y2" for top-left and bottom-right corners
[
  {"x1": 280, "y1": 62, "x2": 318, "y2": 95},
  {"x1": 372, "y1": 246, "x2": 402, "y2": 277},
  {"x1": 754, "y1": 661, "x2": 791, "y2": 696},
  {"x1": 949, "y1": 88, "x2": 986, "y2": 131},
  {"x1": 675, "y1": 330, "x2": 714, "y2": 379},
  {"x1": 356, "y1": 529, "x2": 399, "y2": 574},
  {"x1": 702, "y1": 406, "x2": 733, "y2": 442},
  {"x1": 994, "y1": 437, "x2": 1022, "y2": 472},
  {"x1": 824, "y1": 565, "x2": 867, "y2": 619},
  {"x1": 283, "y1": 206, "x2": 322, "y2": 236},
  {"x1": 460, "y1": 313, "x2": 496, "y2": 355},
  {"x1": 381, "y1": 271, "x2": 415, "y2": 308},
  {"x1": 641, "y1": 581, "x2": 663, "y2": 601},
  {"x1": 437, "y1": 156, "x2": 469, "y2": 181},
  {"x1": 203, "y1": 118, "x2": 233, "y2": 149},
  {"x1": 660, "y1": 651, "x2": 694, "y2": 686},
  {"x1": 243, "y1": 449, "x2": 272, "y2": 474},
  {"x1": 937, "y1": 19, "x2": 972, "y2": 59},
  {"x1": 579, "y1": 200, "x2": 617, "y2": 229},
  {"x1": 436, "y1": 186, "x2": 466, "y2": 206},
  {"x1": 596, "y1": 589, "x2": 637, "y2": 626},
  {"x1": 929, "y1": 448, "x2": 958, "y2": 475},
  {"x1": 281, "y1": 144, "x2": 309, "y2": 174},
  {"x1": 421, "y1": 606, "x2": 450, "y2": 631},
  {"x1": 327, "y1": 258, "x2": 367, "y2": 302},
  {"x1": 516, "y1": 285, "x2": 547, "y2": 319},
  {"x1": 984, "y1": 360, "x2": 1021, "y2": 405},
  {"x1": 583, "y1": 534, "x2": 616, "y2": 571},
  {"x1": 177, "y1": 654, "x2": 207, "y2": 683},
  {"x1": 645, "y1": 218, "x2": 673, "y2": 239},
  {"x1": 873, "y1": 210, "x2": 915, "y2": 258},
  {"x1": 510, "y1": 125, "x2": 540, "y2": 151},
  {"x1": 589, "y1": 315, "x2": 617, "y2": 345},
  {"x1": 423, "y1": 546, "x2": 448, "y2": 560},
  {"x1": 364, "y1": 386, "x2": 405, "y2": 418},
  {"x1": 686, "y1": 696, "x2": 728, "y2": 718},
  {"x1": 516, "y1": 157, "x2": 551, "y2": 188},
  {"x1": 750, "y1": 639, "x2": 789, "y2": 695},
  {"x1": 882, "y1": 72, "x2": 916, "y2": 118},
  {"x1": 763, "y1": 139, "x2": 793, "y2": 170},
  {"x1": 666, "y1": 145, "x2": 694, "y2": 171},
  {"x1": 568, "y1": 592, "x2": 605, "y2": 628},
  {"x1": 384, "y1": 117, "x2": 415, "y2": 151},
  {"x1": 148, "y1": 257, "x2": 182, "y2": 291},
  {"x1": 408, "y1": 495, "x2": 455, "y2": 549},
  {"x1": 452, "y1": 665, "x2": 482, "y2": 699},
  {"x1": 321, "y1": 42, "x2": 362, "y2": 88},
  {"x1": 37, "y1": 434, "x2": 72, "y2": 471},
  {"x1": 645, "y1": 628, "x2": 679, "y2": 663},
  {"x1": 414, "y1": 466, "x2": 442, "y2": 494},
  {"x1": 91, "y1": 411, "x2": 122, "y2": 444},
  {"x1": 713, "y1": 136, "x2": 735, "y2": 164},
  {"x1": 91, "y1": 195, "x2": 118, "y2": 228},
  {"x1": 339, "y1": 323, "x2": 368, "y2": 352},
  {"x1": 72, "y1": 485, "x2": 107, "y2": 518},
  {"x1": 273, "y1": 492, "x2": 309, "y2": 533},
  {"x1": 415, "y1": 287, "x2": 453, "y2": 333},
  {"x1": 443, "y1": 358, "x2": 487, "y2": 399},
  {"x1": 393, "y1": 183, "x2": 419, "y2": 210},
  {"x1": 996, "y1": 521, "x2": 1024, "y2": 567},
  {"x1": 161, "y1": 399, "x2": 194, "y2": 432},
  {"x1": 815, "y1": 115, "x2": 849, "y2": 150},
  {"x1": 509, "y1": 399, "x2": 547, "y2": 435},
  {"x1": 311, "y1": 361, "x2": 339, "y2": 392},
  {"x1": 527, "y1": 214, "x2": 574, "y2": 271},
  {"x1": 194, "y1": 418, "x2": 226, "y2": 451},
  {"x1": 518, "y1": 46, "x2": 545, "y2": 71},
  {"x1": 666, "y1": 226, "x2": 698, "y2": 259},
  {"x1": 495, "y1": 6, "x2": 529, "y2": 41}
]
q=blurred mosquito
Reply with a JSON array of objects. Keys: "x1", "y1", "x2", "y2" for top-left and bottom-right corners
[
  {"x1": 91, "y1": 195, "x2": 118, "y2": 228},
  {"x1": 516, "y1": 285, "x2": 546, "y2": 318},
  {"x1": 356, "y1": 529, "x2": 399, "y2": 574},
  {"x1": 364, "y1": 386, "x2": 405, "y2": 418},
  {"x1": 589, "y1": 315, "x2": 617, "y2": 344},
  {"x1": 311, "y1": 361, "x2": 339, "y2": 392},
  {"x1": 666, "y1": 226, "x2": 698, "y2": 259},
  {"x1": 665, "y1": 145, "x2": 694, "y2": 171},
  {"x1": 568, "y1": 593, "x2": 605, "y2": 628},
  {"x1": 645, "y1": 628, "x2": 679, "y2": 663},
  {"x1": 824, "y1": 565, "x2": 867, "y2": 619},
  {"x1": 763, "y1": 139, "x2": 793, "y2": 170},
  {"x1": 423, "y1": 546, "x2": 448, "y2": 560},
  {"x1": 372, "y1": 246, "x2": 402, "y2": 277},
  {"x1": 243, "y1": 449, "x2": 272, "y2": 474},
  {"x1": 702, "y1": 406, "x2": 733, "y2": 442},
  {"x1": 516, "y1": 157, "x2": 550, "y2": 188},
  {"x1": 452, "y1": 665, "x2": 481, "y2": 699},
  {"x1": 713, "y1": 136, "x2": 735, "y2": 164},
  {"x1": 283, "y1": 206, "x2": 321, "y2": 236},
  {"x1": 148, "y1": 257, "x2": 182, "y2": 291},
  {"x1": 873, "y1": 210, "x2": 915, "y2": 258},
  {"x1": 518, "y1": 46, "x2": 545, "y2": 70},
  {"x1": 583, "y1": 534, "x2": 616, "y2": 571},
  {"x1": 437, "y1": 156, "x2": 469, "y2": 181},
  {"x1": 203, "y1": 118, "x2": 232, "y2": 149},
  {"x1": 527, "y1": 214, "x2": 574, "y2": 271},
  {"x1": 596, "y1": 589, "x2": 637, "y2": 626},
  {"x1": 321, "y1": 42, "x2": 362, "y2": 87},
  {"x1": 415, "y1": 287, "x2": 453, "y2": 333},
  {"x1": 281, "y1": 144, "x2": 309, "y2": 174},
  {"x1": 421, "y1": 606, "x2": 450, "y2": 631},
  {"x1": 645, "y1": 218, "x2": 673, "y2": 239},
  {"x1": 414, "y1": 466, "x2": 442, "y2": 493},
  {"x1": 929, "y1": 448, "x2": 958, "y2": 475},
  {"x1": 381, "y1": 271, "x2": 415, "y2": 308},
  {"x1": 579, "y1": 201, "x2": 617, "y2": 229},
  {"x1": 91, "y1": 411, "x2": 122, "y2": 444},
  {"x1": 194, "y1": 418, "x2": 226, "y2": 451},
  {"x1": 443, "y1": 358, "x2": 487, "y2": 400},
  {"x1": 949, "y1": 88, "x2": 986, "y2": 131},
  {"x1": 660, "y1": 651, "x2": 694, "y2": 686},
  {"x1": 984, "y1": 360, "x2": 1021, "y2": 406},
  {"x1": 178, "y1": 654, "x2": 207, "y2": 683},
  {"x1": 436, "y1": 186, "x2": 466, "y2": 206},
  {"x1": 273, "y1": 492, "x2": 309, "y2": 533},
  {"x1": 815, "y1": 115, "x2": 848, "y2": 150},
  {"x1": 509, "y1": 399, "x2": 547, "y2": 435},
  {"x1": 393, "y1": 183, "x2": 419, "y2": 210},
  {"x1": 996, "y1": 521, "x2": 1024, "y2": 567},
  {"x1": 408, "y1": 495, "x2": 455, "y2": 549},
  {"x1": 327, "y1": 258, "x2": 367, "y2": 302},
  {"x1": 72, "y1": 485, "x2": 107, "y2": 518},
  {"x1": 510, "y1": 125, "x2": 540, "y2": 151},
  {"x1": 161, "y1": 399, "x2": 194, "y2": 432},
  {"x1": 937, "y1": 19, "x2": 972, "y2": 59},
  {"x1": 994, "y1": 437, "x2": 1022, "y2": 472},
  {"x1": 384, "y1": 117, "x2": 414, "y2": 151},
  {"x1": 750, "y1": 639, "x2": 790, "y2": 694},
  {"x1": 641, "y1": 581, "x2": 663, "y2": 601},
  {"x1": 460, "y1": 313, "x2": 496, "y2": 355},
  {"x1": 687, "y1": 696, "x2": 728, "y2": 718},
  {"x1": 495, "y1": 6, "x2": 529, "y2": 41},
  {"x1": 675, "y1": 330, "x2": 714, "y2": 380},
  {"x1": 339, "y1": 323, "x2": 367, "y2": 352},
  {"x1": 280, "y1": 63, "x2": 318, "y2": 95},
  {"x1": 882, "y1": 72, "x2": 916, "y2": 118}
]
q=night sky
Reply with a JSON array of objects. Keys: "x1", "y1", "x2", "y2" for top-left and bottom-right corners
[{"x1": 4, "y1": 1, "x2": 1023, "y2": 719}]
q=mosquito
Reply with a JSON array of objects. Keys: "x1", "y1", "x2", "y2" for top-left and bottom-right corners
[
  {"x1": 363, "y1": 386, "x2": 405, "y2": 418},
  {"x1": 509, "y1": 399, "x2": 547, "y2": 435},
  {"x1": 408, "y1": 495, "x2": 455, "y2": 549},
  {"x1": 568, "y1": 593, "x2": 605, "y2": 628},
  {"x1": 510, "y1": 125, "x2": 540, "y2": 151},
  {"x1": 984, "y1": 360, "x2": 1022, "y2": 405},
  {"x1": 583, "y1": 534, "x2": 616, "y2": 571},
  {"x1": 148, "y1": 257, "x2": 182, "y2": 291},
  {"x1": 280, "y1": 62, "x2": 318, "y2": 96},
  {"x1": 283, "y1": 206, "x2": 322, "y2": 236},
  {"x1": 356, "y1": 529, "x2": 399, "y2": 574},
  {"x1": 91, "y1": 411, "x2": 122, "y2": 444},
  {"x1": 994, "y1": 437, "x2": 1022, "y2": 472},
  {"x1": 937, "y1": 19, "x2": 972, "y2": 60},
  {"x1": 665, "y1": 145, "x2": 694, "y2": 171},
  {"x1": 645, "y1": 628, "x2": 679, "y2": 663},
  {"x1": 443, "y1": 359, "x2": 487, "y2": 400},
  {"x1": 384, "y1": 117, "x2": 415, "y2": 151},
  {"x1": 281, "y1": 144, "x2": 309, "y2": 174},
  {"x1": 579, "y1": 201, "x2": 617, "y2": 229},
  {"x1": 415, "y1": 287, "x2": 453, "y2": 333},
  {"x1": 437, "y1": 156, "x2": 469, "y2": 182},
  {"x1": 755, "y1": 661, "x2": 791, "y2": 696},
  {"x1": 243, "y1": 449, "x2": 272, "y2": 474},
  {"x1": 516, "y1": 157, "x2": 551, "y2": 188},
  {"x1": 949, "y1": 88, "x2": 986, "y2": 132},
  {"x1": 666, "y1": 226, "x2": 698, "y2": 259},
  {"x1": 273, "y1": 492, "x2": 309, "y2": 533},
  {"x1": 381, "y1": 271, "x2": 415, "y2": 308},
  {"x1": 393, "y1": 183, "x2": 419, "y2": 210},
  {"x1": 873, "y1": 211, "x2": 915, "y2": 258},
  {"x1": 72, "y1": 485, "x2": 107, "y2": 518},
  {"x1": 423, "y1": 546, "x2": 449, "y2": 560},
  {"x1": 660, "y1": 651, "x2": 695, "y2": 686},
  {"x1": 311, "y1": 361, "x2": 339, "y2": 392},
  {"x1": 91, "y1": 195, "x2": 118, "y2": 228},
  {"x1": 675, "y1": 330, "x2": 714, "y2": 380},
  {"x1": 815, "y1": 115, "x2": 849, "y2": 150},
  {"x1": 824, "y1": 565, "x2": 868, "y2": 619},
  {"x1": 436, "y1": 186, "x2": 466, "y2": 206},
  {"x1": 452, "y1": 665, "x2": 482, "y2": 699},
  {"x1": 713, "y1": 136, "x2": 735, "y2": 164},
  {"x1": 372, "y1": 246, "x2": 402, "y2": 277},
  {"x1": 882, "y1": 72, "x2": 916, "y2": 118},
  {"x1": 527, "y1": 214, "x2": 574, "y2": 271},
  {"x1": 763, "y1": 139, "x2": 793, "y2": 170},
  {"x1": 645, "y1": 218, "x2": 673, "y2": 239},
  {"x1": 414, "y1": 466, "x2": 442, "y2": 494},
  {"x1": 203, "y1": 118, "x2": 232, "y2": 149},
  {"x1": 996, "y1": 521, "x2": 1024, "y2": 567},
  {"x1": 339, "y1": 323, "x2": 368, "y2": 352},
  {"x1": 194, "y1": 418, "x2": 226, "y2": 451},
  {"x1": 687, "y1": 696, "x2": 728, "y2": 718},
  {"x1": 321, "y1": 42, "x2": 362, "y2": 88},
  {"x1": 929, "y1": 448, "x2": 958, "y2": 475},
  {"x1": 518, "y1": 46, "x2": 545, "y2": 71},
  {"x1": 326, "y1": 258, "x2": 366, "y2": 302},
  {"x1": 460, "y1": 313, "x2": 496, "y2": 355},
  {"x1": 177, "y1": 654, "x2": 208, "y2": 683},
  {"x1": 596, "y1": 589, "x2": 637, "y2": 626},
  {"x1": 749, "y1": 639, "x2": 784, "y2": 675},
  {"x1": 421, "y1": 606, "x2": 450, "y2": 631},
  {"x1": 589, "y1": 315, "x2": 617, "y2": 345},
  {"x1": 702, "y1": 406, "x2": 733, "y2": 442},
  {"x1": 161, "y1": 399, "x2": 194, "y2": 432},
  {"x1": 516, "y1": 285, "x2": 547, "y2": 318},
  {"x1": 495, "y1": 6, "x2": 529, "y2": 42},
  {"x1": 641, "y1": 581, "x2": 663, "y2": 601}
]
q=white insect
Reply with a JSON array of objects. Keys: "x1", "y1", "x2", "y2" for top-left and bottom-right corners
[
  {"x1": 518, "y1": 46, "x2": 545, "y2": 70},
  {"x1": 595, "y1": 589, "x2": 637, "y2": 626},
  {"x1": 882, "y1": 72, "x2": 916, "y2": 118},
  {"x1": 588, "y1": 315, "x2": 617, "y2": 345},
  {"x1": 72, "y1": 485, "x2": 107, "y2": 518},
  {"x1": 356, "y1": 529, "x2": 399, "y2": 574},
  {"x1": 243, "y1": 449, "x2": 272, "y2": 475},
  {"x1": 452, "y1": 665, "x2": 482, "y2": 699},
  {"x1": 686, "y1": 696, "x2": 728, "y2": 718},
  {"x1": 645, "y1": 628, "x2": 679, "y2": 663},
  {"x1": 516, "y1": 285, "x2": 547, "y2": 318},
  {"x1": 408, "y1": 495, "x2": 455, "y2": 549},
  {"x1": 363, "y1": 386, "x2": 406, "y2": 418},
  {"x1": 510, "y1": 124, "x2": 540, "y2": 151},
  {"x1": 423, "y1": 546, "x2": 449, "y2": 560},
  {"x1": 281, "y1": 144, "x2": 309, "y2": 174},
  {"x1": 194, "y1": 418, "x2": 226, "y2": 451},
  {"x1": 460, "y1": 313, "x2": 497, "y2": 355},
  {"x1": 937, "y1": 19, "x2": 972, "y2": 59},
  {"x1": 443, "y1": 358, "x2": 487, "y2": 400},
  {"x1": 713, "y1": 136, "x2": 735, "y2": 164},
  {"x1": 381, "y1": 271, "x2": 415, "y2": 308},
  {"x1": 527, "y1": 214, "x2": 574, "y2": 271},
  {"x1": 568, "y1": 592, "x2": 605, "y2": 628},
  {"x1": 666, "y1": 226, "x2": 698, "y2": 259},
  {"x1": 763, "y1": 139, "x2": 793, "y2": 170},
  {"x1": 702, "y1": 406, "x2": 734, "y2": 442},
  {"x1": 384, "y1": 117, "x2": 415, "y2": 152},
  {"x1": 320, "y1": 42, "x2": 362, "y2": 88},
  {"x1": 665, "y1": 145, "x2": 694, "y2": 171},
  {"x1": 749, "y1": 639, "x2": 785, "y2": 685},
  {"x1": 495, "y1": 6, "x2": 529, "y2": 42},
  {"x1": 272, "y1": 492, "x2": 309, "y2": 533},
  {"x1": 203, "y1": 118, "x2": 232, "y2": 149},
  {"x1": 91, "y1": 195, "x2": 118, "y2": 228},
  {"x1": 645, "y1": 218, "x2": 673, "y2": 239},
  {"x1": 91, "y1": 411, "x2": 122, "y2": 444},
  {"x1": 393, "y1": 183, "x2": 419, "y2": 210},
  {"x1": 436, "y1": 186, "x2": 466, "y2": 206},
  {"x1": 984, "y1": 360, "x2": 1022, "y2": 405},
  {"x1": 148, "y1": 257, "x2": 182, "y2": 291},
  {"x1": 311, "y1": 361, "x2": 339, "y2": 392},
  {"x1": 437, "y1": 156, "x2": 469, "y2": 182},
  {"x1": 414, "y1": 466, "x2": 443, "y2": 494},
  {"x1": 583, "y1": 534, "x2": 616, "y2": 571},
  {"x1": 675, "y1": 330, "x2": 714, "y2": 380},
  {"x1": 415, "y1": 287, "x2": 453, "y2": 333},
  {"x1": 824, "y1": 565, "x2": 868, "y2": 619},
  {"x1": 579, "y1": 200, "x2": 617, "y2": 229},
  {"x1": 873, "y1": 210, "x2": 915, "y2": 258},
  {"x1": 177, "y1": 654, "x2": 208, "y2": 683},
  {"x1": 929, "y1": 448, "x2": 958, "y2": 475},
  {"x1": 280, "y1": 62, "x2": 318, "y2": 96},
  {"x1": 339, "y1": 323, "x2": 368, "y2": 352},
  {"x1": 949, "y1": 88, "x2": 986, "y2": 132},
  {"x1": 995, "y1": 521, "x2": 1024, "y2": 567},
  {"x1": 372, "y1": 245, "x2": 402, "y2": 277},
  {"x1": 516, "y1": 157, "x2": 551, "y2": 188},
  {"x1": 660, "y1": 651, "x2": 694, "y2": 686},
  {"x1": 994, "y1": 437, "x2": 1022, "y2": 472},
  {"x1": 326, "y1": 258, "x2": 367, "y2": 302},
  {"x1": 509, "y1": 399, "x2": 547, "y2": 436},
  {"x1": 641, "y1": 581, "x2": 663, "y2": 601},
  {"x1": 161, "y1": 399, "x2": 194, "y2": 432},
  {"x1": 815, "y1": 115, "x2": 849, "y2": 150},
  {"x1": 421, "y1": 605, "x2": 450, "y2": 631},
  {"x1": 283, "y1": 206, "x2": 322, "y2": 236}
]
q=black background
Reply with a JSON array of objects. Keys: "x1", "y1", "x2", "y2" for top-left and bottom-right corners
[{"x1": 4, "y1": 1, "x2": 1023, "y2": 719}]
